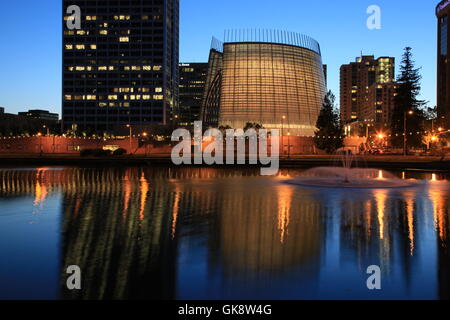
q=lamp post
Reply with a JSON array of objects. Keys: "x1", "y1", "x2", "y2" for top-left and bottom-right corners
[
  {"x1": 142, "y1": 132, "x2": 148, "y2": 156},
  {"x1": 287, "y1": 132, "x2": 291, "y2": 158},
  {"x1": 126, "y1": 124, "x2": 132, "y2": 154},
  {"x1": 377, "y1": 132, "x2": 385, "y2": 148},
  {"x1": 43, "y1": 125, "x2": 50, "y2": 136},
  {"x1": 37, "y1": 132, "x2": 43, "y2": 156},
  {"x1": 403, "y1": 110, "x2": 414, "y2": 156},
  {"x1": 282, "y1": 115, "x2": 286, "y2": 157}
]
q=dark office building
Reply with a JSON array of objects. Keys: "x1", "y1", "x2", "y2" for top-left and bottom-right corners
[
  {"x1": 18, "y1": 109, "x2": 59, "y2": 121},
  {"x1": 62, "y1": 0, "x2": 179, "y2": 134},
  {"x1": 178, "y1": 63, "x2": 208, "y2": 126},
  {"x1": 437, "y1": 0, "x2": 450, "y2": 128}
]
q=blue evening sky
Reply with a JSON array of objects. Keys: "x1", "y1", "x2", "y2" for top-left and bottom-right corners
[{"x1": 0, "y1": 0, "x2": 439, "y2": 115}]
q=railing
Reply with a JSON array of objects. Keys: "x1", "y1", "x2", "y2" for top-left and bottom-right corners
[{"x1": 216, "y1": 29, "x2": 321, "y2": 55}]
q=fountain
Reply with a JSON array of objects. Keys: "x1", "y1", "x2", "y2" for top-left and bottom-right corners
[{"x1": 286, "y1": 152, "x2": 420, "y2": 189}]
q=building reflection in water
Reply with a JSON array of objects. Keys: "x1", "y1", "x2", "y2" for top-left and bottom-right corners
[{"x1": 1, "y1": 167, "x2": 450, "y2": 299}]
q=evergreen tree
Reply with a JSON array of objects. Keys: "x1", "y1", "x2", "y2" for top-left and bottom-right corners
[
  {"x1": 391, "y1": 47, "x2": 426, "y2": 149},
  {"x1": 314, "y1": 91, "x2": 344, "y2": 154}
]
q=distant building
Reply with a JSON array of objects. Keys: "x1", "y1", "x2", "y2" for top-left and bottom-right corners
[
  {"x1": 179, "y1": 63, "x2": 208, "y2": 126},
  {"x1": 437, "y1": 0, "x2": 450, "y2": 128},
  {"x1": 18, "y1": 109, "x2": 59, "y2": 121},
  {"x1": 340, "y1": 56, "x2": 396, "y2": 128},
  {"x1": 0, "y1": 107, "x2": 4, "y2": 114},
  {"x1": 364, "y1": 82, "x2": 397, "y2": 126}
]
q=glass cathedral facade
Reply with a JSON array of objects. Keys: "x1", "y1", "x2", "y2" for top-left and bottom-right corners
[
  {"x1": 202, "y1": 31, "x2": 326, "y2": 136},
  {"x1": 62, "y1": 0, "x2": 179, "y2": 134}
]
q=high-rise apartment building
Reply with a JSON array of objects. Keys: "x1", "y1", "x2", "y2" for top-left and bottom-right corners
[
  {"x1": 178, "y1": 63, "x2": 208, "y2": 126},
  {"x1": 62, "y1": 0, "x2": 179, "y2": 133},
  {"x1": 437, "y1": 0, "x2": 450, "y2": 128},
  {"x1": 340, "y1": 56, "x2": 395, "y2": 126}
]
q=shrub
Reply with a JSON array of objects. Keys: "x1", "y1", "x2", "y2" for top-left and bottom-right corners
[
  {"x1": 113, "y1": 148, "x2": 127, "y2": 156},
  {"x1": 80, "y1": 149, "x2": 94, "y2": 157},
  {"x1": 93, "y1": 149, "x2": 112, "y2": 157}
]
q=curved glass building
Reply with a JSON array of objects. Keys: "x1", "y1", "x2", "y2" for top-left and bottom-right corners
[{"x1": 202, "y1": 30, "x2": 326, "y2": 136}]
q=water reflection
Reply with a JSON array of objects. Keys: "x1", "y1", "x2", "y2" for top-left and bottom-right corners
[{"x1": 0, "y1": 167, "x2": 450, "y2": 299}]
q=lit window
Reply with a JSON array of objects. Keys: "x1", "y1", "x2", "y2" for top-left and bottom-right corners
[
  {"x1": 143, "y1": 66, "x2": 151, "y2": 71},
  {"x1": 65, "y1": 44, "x2": 73, "y2": 50},
  {"x1": 90, "y1": 44, "x2": 97, "y2": 50},
  {"x1": 98, "y1": 66, "x2": 107, "y2": 71},
  {"x1": 153, "y1": 95, "x2": 163, "y2": 100},
  {"x1": 155, "y1": 87, "x2": 163, "y2": 93},
  {"x1": 99, "y1": 30, "x2": 108, "y2": 35},
  {"x1": 119, "y1": 37, "x2": 129, "y2": 42},
  {"x1": 76, "y1": 44, "x2": 85, "y2": 50},
  {"x1": 153, "y1": 65, "x2": 162, "y2": 71}
]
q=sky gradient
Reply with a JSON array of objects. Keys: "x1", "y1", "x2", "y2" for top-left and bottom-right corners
[{"x1": 0, "y1": 0, "x2": 439, "y2": 115}]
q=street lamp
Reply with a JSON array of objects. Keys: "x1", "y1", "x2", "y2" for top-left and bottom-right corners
[
  {"x1": 42, "y1": 125, "x2": 50, "y2": 136},
  {"x1": 377, "y1": 132, "x2": 386, "y2": 148},
  {"x1": 126, "y1": 124, "x2": 132, "y2": 154},
  {"x1": 287, "y1": 131, "x2": 291, "y2": 158},
  {"x1": 37, "y1": 132, "x2": 43, "y2": 156},
  {"x1": 282, "y1": 115, "x2": 286, "y2": 157},
  {"x1": 142, "y1": 132, "x2": 149, "y2": 156},
  {"x1": 403, "y1": 110, "x2": 414, "y2": 156}
]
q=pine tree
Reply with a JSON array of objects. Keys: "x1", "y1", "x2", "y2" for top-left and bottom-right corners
[
  {"x1": 391, "y1": 47, "x2": 426, "y2": 149},
  {"x1": 314, "y1": 91, "x2": 344, "y2": 154}
]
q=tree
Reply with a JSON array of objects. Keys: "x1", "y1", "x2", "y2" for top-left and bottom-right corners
[
  {"x1": 424, "y1": 106, "x2": 437, "y2": 121},
  {"x1": 390, "y1": 47, "x2": 426, "y2": 149},
  {"x1": 314, "y1": 91, "x2": 344, "y2": 154}
]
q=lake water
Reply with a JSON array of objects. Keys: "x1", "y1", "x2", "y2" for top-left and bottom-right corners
[{"x1": 0, "y1": 166, "x2": 449, "y2": 300}]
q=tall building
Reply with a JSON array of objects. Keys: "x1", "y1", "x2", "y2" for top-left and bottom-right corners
[
  {"x1": 340, "y1": 56, "x2": 395, "y2": 127},
  {"x1": 437, "y1": 0, "x2": 450, "y2": 128},
  {"x1": 18, "y1": 109, "x2": 59, "y2": 121},
  {"x1": 363, "y1": 83, "x2": 397, "y2": 127},
  {"x1": 178, "y1": 63, "x2": 208, "y2": 126},
  {"x1": 202, "y1": 30, "x2": 327, "y2": 136},
  {"x1": 62, "y1": 0, "x2": 179, "y2": 134}
]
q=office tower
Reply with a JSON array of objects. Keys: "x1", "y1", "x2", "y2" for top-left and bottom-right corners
[
  {"x1": 18, "y1": 109, "x2": 59, "y2": 121},
  {"x1": 437, "y1": 0, "x2": 450, "y2": 128},
  {"x1": 340, "y1": 56, "x2": 395, "y2": 127},
  {"x1": 202, "y1": 30, "x2": 327, "y2": 137},
  {"x1": 62, "y1": 0, "x2": 179, "y2": 133},
  {"x1": 178, "y1": 63, "x2": 208, "y2": 126}
]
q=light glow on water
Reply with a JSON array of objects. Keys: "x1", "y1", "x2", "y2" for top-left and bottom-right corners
[{"x1": 1, "y1": 167, "x2": 450, "y2": 300}]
